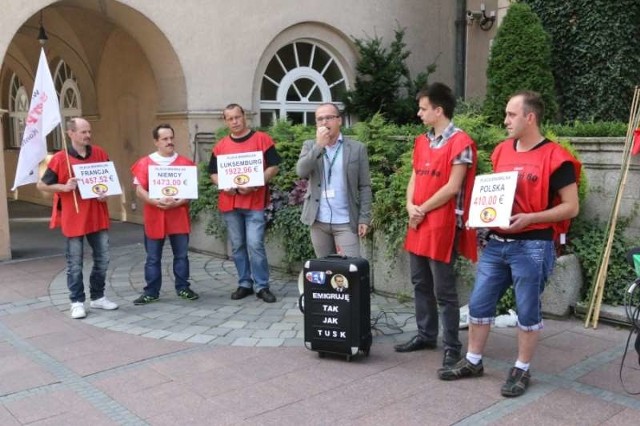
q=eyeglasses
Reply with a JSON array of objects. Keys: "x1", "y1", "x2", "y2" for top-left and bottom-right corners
[{"x1": 315, "y1": 115, "x2": 339, "y2": 123}]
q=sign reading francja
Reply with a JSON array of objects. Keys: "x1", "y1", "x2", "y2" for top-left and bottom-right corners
[{"x1": 72, "y1": 161, "x2": 122, "y2": 199}]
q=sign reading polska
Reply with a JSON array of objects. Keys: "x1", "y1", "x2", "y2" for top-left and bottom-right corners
[
  {"x1": 148, "y1": 165, "x2": 198, "y2": 199},
  {"x1": 216, "y1": 151, "x2": 264, "y2": 189},
  {"x1": 72, "y1": 161, "x2": 123, "y2": 199},
  {"x1": 468, "y1": 171, "x2": 518, "y2": 228}
]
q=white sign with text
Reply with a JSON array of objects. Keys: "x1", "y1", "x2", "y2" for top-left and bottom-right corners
[
  {"x1": 468, "y1": 171, "x2": 518, "y2": 228},
  {"x1": 148, "y1": 165, "x2": 198, "y2": 199},
  {"x1": 72, "y1": 161, "x2": 122, "y2": 199},
  {"x1": 216, "y1": 151, "x2": 264, "y2": 189}
]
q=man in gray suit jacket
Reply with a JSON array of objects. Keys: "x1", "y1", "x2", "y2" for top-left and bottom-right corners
[{"x1": 296, "y1": 103, "x2": 372, "y2": 257}]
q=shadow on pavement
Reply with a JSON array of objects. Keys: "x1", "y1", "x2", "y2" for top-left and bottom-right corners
[{"x1": 7, "y1": 199, "x2": 143, "y2": 260}]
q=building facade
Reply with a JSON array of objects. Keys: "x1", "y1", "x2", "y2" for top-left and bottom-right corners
[{"x1": 0, "y1": 0, "x2": 501, "y2": 260}]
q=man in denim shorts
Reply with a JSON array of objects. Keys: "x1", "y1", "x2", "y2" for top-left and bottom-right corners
[{"x1": 437, "y1": 91, "x2": 581, "y2": 397}]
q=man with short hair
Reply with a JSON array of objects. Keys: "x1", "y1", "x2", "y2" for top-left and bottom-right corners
[
  {"x1": 208, "y1": 104, "x2": 281, "y2": 303},
  {"x1": 296, "y1": 103, "x2": 372, "y2": 257},
  {"x1": 438, "y1": 90, "x2": 580, "y2": 398},
  {"x1": 394, "y1": 83, "x2": 478, "y2": 370},
  {"x1": 130, "y1": 124, "x2": 199, "y2": 305},
  {"x1": 37, "y1": 117, "x2": 119, "y2": 319}
]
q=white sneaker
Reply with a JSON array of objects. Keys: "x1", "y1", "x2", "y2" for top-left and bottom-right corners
[
  {"x1": 89, "y1": 297, "x2": 119, "y2": 310},
  {"x1": 70, "y1": 302, "x2": 86, "y2": 319}
]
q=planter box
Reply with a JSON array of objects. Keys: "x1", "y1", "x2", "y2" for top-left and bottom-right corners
[
  {"x1": 189, "y1": 213, "x2": 230, "y2": 258},
  {"x1": 190, "y1": 212, "x2": 302, "y2": 273},
  {"x1": 363, "y1": 233, "x2": 475, "y2": 304},
  {"x1": 541, "y1": 253, "x2": 583, "y2": 317},
  {"x1": 365, "y1": 233, "x2": 581, "y2": 318}
]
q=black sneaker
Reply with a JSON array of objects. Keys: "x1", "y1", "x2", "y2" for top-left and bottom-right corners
[
  {"x1": 257, "y1": 288, "x2": 276, "y2": 303},
  {"x1": 501, "y1": 367, "x2": 531, "y2": 397},
  {"x1": 437, "y1": 357, "x2": 484, "y2": 380},
  {"x1": 442, "y1": 349, "x2": 462, "y2": 368},
  {"x1": 133, "y1": 294, "x2": 159, "y2": 305},
  {"x1": 178, "y1": 288, "x2": 199, "y2": 300},
  {"x1": 231, "y1": 287, "x2": 254, "y2": 300}
]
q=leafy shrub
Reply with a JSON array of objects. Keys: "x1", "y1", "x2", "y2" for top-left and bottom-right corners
[
  {"x1": 543, "y1": 121, "x2": 627, "y2": 138},
  {"x1": 483, "y1": 2, "x2": 558, "y2": 125},
  {"x1": 343, "y1": 26, "x2": 436, "y2": 125},
  {"x1": 567, "y1": 216, "x2": 640, "y2": 305}
]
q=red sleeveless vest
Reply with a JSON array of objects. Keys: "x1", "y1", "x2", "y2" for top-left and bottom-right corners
[
  {"x1": 404, "y1": 131, "x2": 478, "y2": 263},
  {"x1": 130, "y1": 154, "x2": 194, "y2": 239},
  {"x1": 48, "y1": 146, "x2": 111, "y2": 238}
]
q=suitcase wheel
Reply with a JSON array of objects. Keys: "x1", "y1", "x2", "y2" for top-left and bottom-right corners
[{"x1": 318, "y1": 352, "x2": 326, "y2": 358}]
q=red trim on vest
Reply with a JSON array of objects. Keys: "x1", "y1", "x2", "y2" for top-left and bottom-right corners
[
  {"x1": 213, "y1": 131, "x2": 274, "y2": 212},
  {"x1": 47, "y1": 146, "x2": 110, "y2": 237},
  {"x1": 404, "y1": 132, "x2": 478, "y2": 263},
  {"x1": 130, "y1": 155, "x2": 194, "y2": 239}
]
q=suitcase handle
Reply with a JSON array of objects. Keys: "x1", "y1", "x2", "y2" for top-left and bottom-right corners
[{"x1": 325, "y1": 253, "x2": 348, "y2": 259}]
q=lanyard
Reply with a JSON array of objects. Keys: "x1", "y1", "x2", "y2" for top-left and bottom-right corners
[{"x1": 323, "y1": 142, "x2": 342, "y2": 184}]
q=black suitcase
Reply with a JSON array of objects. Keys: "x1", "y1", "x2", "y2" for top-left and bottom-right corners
[{"x1": 301, "y1": 255, "x2": 372, "y2": 361}]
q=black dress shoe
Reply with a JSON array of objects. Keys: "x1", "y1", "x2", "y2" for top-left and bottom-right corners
[
  {"x1": 394, "y1": 335, "x2": 437, "y2": 352},
  {"x1": 231, "y1": 287, "x2": 254, "y2": 300},
  {"x1": 443, "y1": 349, "x2": 461, "y2": 367},
  {"x1": 257, "y1": 288, "x2": 276, "y2": 303}
]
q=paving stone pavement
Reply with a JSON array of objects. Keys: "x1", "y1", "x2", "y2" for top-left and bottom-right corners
[
  {"x1": 46, "y1": 244, "x2": 418, "y2": 348},
  {"x1": 2, "y1": 240, "x2": 640, "y2": 424}
]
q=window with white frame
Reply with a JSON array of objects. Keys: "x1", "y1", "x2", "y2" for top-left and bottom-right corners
[
  {"x1": 8, "y1": 73, "x2": 29, "y2": 148},
  {"x1": 260, "y1": 41, "x2": 348, "y2": 126},
  {"x1": 52, "y1": 60, "x2": 81, "y2": 150}
]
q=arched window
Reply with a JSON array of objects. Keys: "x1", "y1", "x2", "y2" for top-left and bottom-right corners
[
  {"x1": 52, "y1": 60, "x2": 81, "y2": 150},
  {"x1": 8, "y1": 73, "x2": 29, "y2": 148},
  {"x1": 260, "y1": 41, "x2": 348, "y2": 126}
]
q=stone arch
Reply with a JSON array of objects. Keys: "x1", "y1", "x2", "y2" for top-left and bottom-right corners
[
  {"x1": 0, "y1": 0, "x2": 189, "y2": 259},
  {"x1": 252, "y1": 21, "x2": 358, "y2": 126}
]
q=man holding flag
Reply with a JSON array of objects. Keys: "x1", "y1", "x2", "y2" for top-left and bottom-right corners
[{"x1": 37, "y1": 117, "x2": 118, "y2": 319}]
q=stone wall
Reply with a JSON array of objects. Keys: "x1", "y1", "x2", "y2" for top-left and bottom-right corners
[{"x1": 571, "y1": 137, "x2": 640, "y2": 239}]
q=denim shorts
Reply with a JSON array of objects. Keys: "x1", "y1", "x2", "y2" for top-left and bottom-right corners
[{"x1": 468, "y1": 239, "x2": 556, "y2": 331}]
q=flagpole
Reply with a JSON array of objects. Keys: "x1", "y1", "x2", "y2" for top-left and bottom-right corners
[{"x1": 58, "y1": 119, "x2": 79, "y2": 213}]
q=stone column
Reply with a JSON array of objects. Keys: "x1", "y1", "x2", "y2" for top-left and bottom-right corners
[{"x1": 0, "y1": 110, "x2": 12, "y2": 260}]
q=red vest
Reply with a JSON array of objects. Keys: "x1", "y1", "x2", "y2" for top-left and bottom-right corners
[
  {"x1": 404, "y1": 131, "x2": 478, "y2": 263},
  {"x1": 213, "y1": 131, "x2": 274, "y2": 212},
  {"x1": 491, "y1": 139, "x2": 581, "y2": 238},
  {"x1": 130, "y1": 155, "x2": 194, "y2": 239},
  {"x1": 47, "y1": 146, "x2": 111, "y2": 238}
]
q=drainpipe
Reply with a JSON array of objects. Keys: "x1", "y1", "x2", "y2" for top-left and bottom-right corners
[{"x1": 454, "y1": 0, "x2": 467, "y2": 98}]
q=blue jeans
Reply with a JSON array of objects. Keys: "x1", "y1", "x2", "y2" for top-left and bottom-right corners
[
  {"x1": 66, "y1": 230, "x2": 109, "y2": 303},
  {"x1": 143, "y1": 233, "x2": 191, "y2": 297},
  {"x1": 469, "y1": 239, "x2": 556, "y2": 330},
  {"x1": 223, "y1": 209, "x2": 270, "y2": 291}
]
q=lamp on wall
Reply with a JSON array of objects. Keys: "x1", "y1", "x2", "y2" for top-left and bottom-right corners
[
  {"x1": 37, "y1": 11, "x2": 48, "y2": 45},
  {"x1": 466, "y1": 2, "x2": 496, "y2": 31}
]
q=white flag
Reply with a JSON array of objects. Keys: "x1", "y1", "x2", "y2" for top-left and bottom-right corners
[{"x1": 11, "y1": 48, "x2": 62, "y2": 190}]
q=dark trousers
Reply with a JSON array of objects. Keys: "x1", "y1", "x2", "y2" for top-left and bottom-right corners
[{"x1": 409, "y1": 251, "x2": 461, "y2": 353}]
